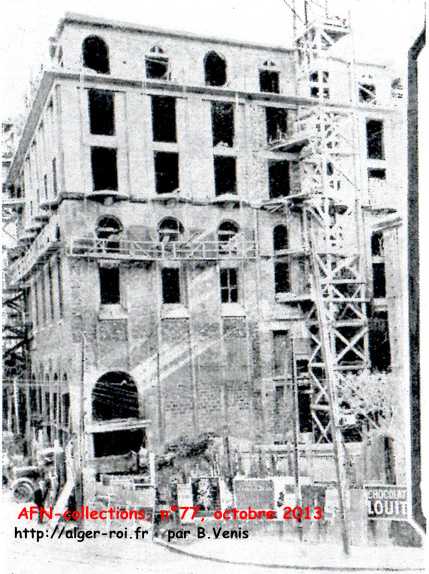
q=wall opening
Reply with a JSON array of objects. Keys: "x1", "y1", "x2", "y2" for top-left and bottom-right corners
[
  {"x1": 204, "y1": 51, "x2": 227, "y2": 86},
  {"x1": 274, "y1": 261, "x2": 291, "y2": 294},
  {"x1": 372, "y1": 262, "x2": 386, "y2": 298},
  {"x1": 371, "y1": 231, "x2": 384, "y2": 257},
  {"x1": 218, "y1": 220, "x2": 239, "y2": 243},
  {"x1": 154, "y1": 152, "x2": 179, "y2": 194},
  {"x1": 151, "y1": 96, "x2": 176, "y2": 142},
  {"x1": 92, "y1": 372, "x2": 143, "y2": 457},
  {"x1": 273, "y1": 224, "x2": 288, "y2": 251},
  {"x1": 309, "y1": 71, "x2": 330, "y2": 99},
  {"x1": 298, "y1": 383, "x2": 312, "y2": 433},
  {"x1": 88, "y1": 89, "x2": 115, "y2": 135},
  {"x1": 214, "y1": 156, "x2": 236, "y2": 195},
  {"x1": 82, "y1": 36, "x2": 110, "y2": 74},
  {"x1": 220, "y1": 267, "x2": 238, "y2": 303},
  {"x1": 161, "y1": 267, "x2": 181, "y2": 303},
  {"x1": 366, "y1": 119, "x2": 384, "y2": 159},
  {"x1": 211, "y1": 102, "x2": 234, "y2": 147},
  {"x1": 99, "y1": 266, "x2": 120, "y2": 304},
  {"x1": 259, "y1": 61, "x2": 280, "y2": 93},
  {"x1": 368, "y1": 168, "x2": 386, "y2": 180},
  {"x1": 91, "y1": 147, "x2": 118, "y2": 191},
  {"x1": 146, "y1": 46, "x2": 169, "y2": 79},
  {"x1": 369, "y1": 310, "x2": 391, "y2": 372},
  {"x1": 158, "y1": 218, "x2": 184, "y2": 243},
  {"x1": 96, "y1": 216, "x2": 122, "y2": 251},
  {"x1": 266, "y1": 107, "x2": 288, "y2": 143},
  {"x1": 269, "y1": 160, "x2": 290, "y2": 198}
]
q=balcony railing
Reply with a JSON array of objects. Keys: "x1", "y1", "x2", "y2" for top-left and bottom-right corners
[
  {"x1": 7, "y1": 220, "x2": 61, "y2": 286},
  {"x1": 69, "y1": 237, "x2": 257, "y2": 261}
]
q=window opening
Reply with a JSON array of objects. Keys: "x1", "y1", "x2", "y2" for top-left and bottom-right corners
[
  {"x1": 269, "y1": 160, "x2": 290, "y2": 198},
  {"x1": 82, "y1": 36, "x2": 110, "y2": 74},
  {"x1": 366, "y1": 119, "x2": 384, "y2": 159},
  {"x1": 99, "y1": 266, "x2": 120, "y2": 304},
  {"x1": 259, "y1": 61, "x2": 280, "y2": 93},
  {"x1": 211, "y1": 102, "x2": 234, "y2": 147},
  {"x1": 275, "y1": 261, "x2": 291, "y2": 293},
  {"x1": 88, "y1": 89, "x2": 115, "y2": 135},
  {"x1": 266, "y1": 107, "x2": 288, "y2": 143},
  {"x1": 146, "y1": 46, "x2": 169, "y2": 79},
  {"x1": 161, "y1": 268, "x2": 181, "y2": 304},
  {"x1": 214, "y1": 156, "x2": 236, "y2": 196},
  {"x1": 204, "y1": 52, "x2": 227, "y2": 86},
  {"x1": 91, "y1": 147, "x2": 118, "y2": 191},
  {"x1": 158, "y1": 218, "x2": 184, "y2": 243},
  {"x1": 273, "y1": 225, "x2": 288, "y2": 251},
  {"x1": 151, "y1": 96, "x2": 176, "y2": 142},
  {"x1": 220, "y1": 268, "x2": 238, "y2": 303}
]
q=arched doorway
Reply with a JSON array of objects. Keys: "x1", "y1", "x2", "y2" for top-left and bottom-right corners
[{"x1": 92, "y1": 372, "x2": 144, "y2": 457}]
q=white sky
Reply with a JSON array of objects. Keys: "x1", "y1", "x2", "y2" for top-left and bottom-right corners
[{"x1": 0, "y1": 0, "x2": 425, "y2": 121}]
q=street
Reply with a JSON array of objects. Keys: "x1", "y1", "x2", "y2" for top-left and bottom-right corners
[{"x1": 1, "y1": 493, "x2": 424, "y2": 574}]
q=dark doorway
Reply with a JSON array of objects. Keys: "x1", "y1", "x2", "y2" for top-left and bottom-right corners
[{"x1": 92, "y1": 372, "x2": 143, "y2": 457}]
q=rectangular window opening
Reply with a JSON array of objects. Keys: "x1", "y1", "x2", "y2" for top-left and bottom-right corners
[
  {"x1": 274, "y1": 261, "x2": 291, "y2": 293},
  {"x1": 62, "y1": 393, "x2": 70, "y2": 427},
  {"x1": 214, "y1": 156, "x2": 236, "y2": 196},
  {"x1": 161, "y1": 268, "x2": 181, "y2": 304},
  {"x1": 366, "y1": 119, "x2": 384, "y2": 159},
  {"x1": 298, "y1": 384, "x2": 313, "y2": 433},
  {"x1": 99, "y1": 266, "x2": 120, "y2": 305},
  {"x1": 88, "y1": 89, "x2": 115, "y2": 136},
  {"x1": 259, "y1": 70, "x2": 280, "y2": 94},
  {"x1": 266, "y1": 107, "x2": 288, "y2": 143},
  {"x1": 371, "y1": 231, "x2": 384, "y2": 257},
  {"x1": 212, "y1": 102, "x2": 234, "y2": 147},
  {"x1": 269, "y1": 160, "x2": 290, "y2": 198},
  {"x1": 368, "y1": 168, "x2": 386, "y2": 180},
  {"x1": 369, "y1": 311, "x2": 391, "y2": 372},
  {"x1": 154, "y1": 152, "x2": 179, "y2": 194},
  {"x1": 91, "y1": 147, "x2": 118, "y2": 191},
  {"x1": 372, "y1": 262, "x2": 386, "y2": 298},
  {"x1": 152, "y1": 96, "x2": 176, "y2": 143},
  {"x1": 220, "y1": 268, "x2": 238, "y2": 303}
]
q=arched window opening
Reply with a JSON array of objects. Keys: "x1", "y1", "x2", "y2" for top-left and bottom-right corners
[
  {"x1": 259, "y1": 61, "x2": 280, "y2": 94},
  {"x1": 95, "y1": 216, "x2": 122, "y2": 253},
  {"x1": 204, "y1": 51, "x2": 227, "y2": 87},
  {"x1": 92, "y1": 372, "x2": 138, "y2": 421},
  {"x1": 96, "y1": 216, "x2": 122, "y2": 239},
  {"x1": 273, "y1": 225, "x2": 288, "y2": 252},
  {"x1": 146, "y1": 46, "x2": 169, "y2": 79},
  {"x1": 158, "y1": 218, "x2": 184, "y2": 243},
  {"x1": 92, "y1": 372, "x2": 143, "y2": 457},
  {"x1": 82, "y1": 36, "x2": 110, "y2": 74},
  {"x1": 218, "y1": 221, "x2": 239, "y2": 243}
]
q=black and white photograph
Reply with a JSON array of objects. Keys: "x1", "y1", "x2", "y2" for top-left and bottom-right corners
[{"x1": 1, "y1": 0, "x2": 426, "y2": 572}]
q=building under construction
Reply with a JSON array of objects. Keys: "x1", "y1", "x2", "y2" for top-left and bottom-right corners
[{"x1": 2, "y1": 3, "x2": 416, "y2": 548}]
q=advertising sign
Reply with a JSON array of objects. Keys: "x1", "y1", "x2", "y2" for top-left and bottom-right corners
[{"x1": 365, "y1": 485, "x2": 408, "y2": 520}]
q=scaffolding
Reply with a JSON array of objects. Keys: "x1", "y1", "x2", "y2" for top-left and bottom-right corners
[{"x1": 266, "y1": 2, "x2": 373, "y2": 553}]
